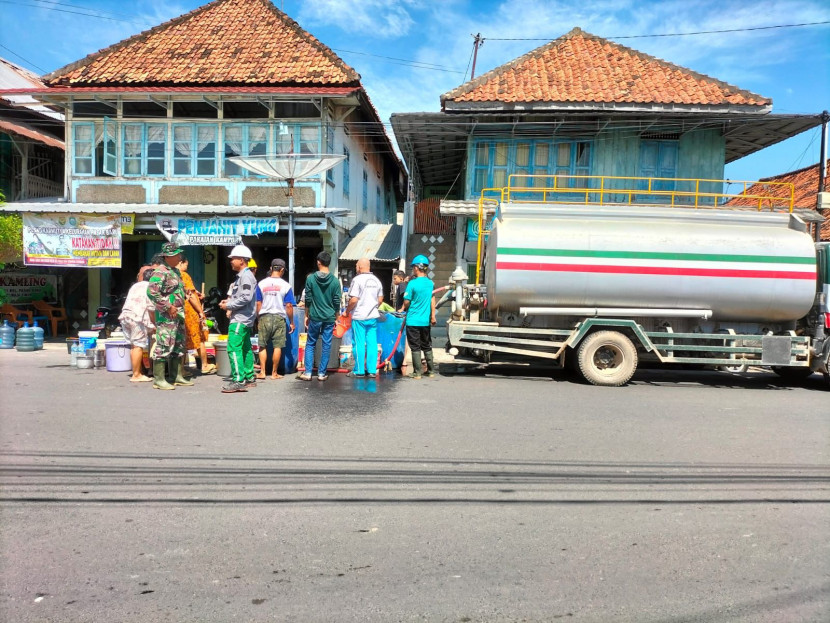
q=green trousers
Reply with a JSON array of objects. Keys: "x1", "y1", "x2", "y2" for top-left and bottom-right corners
[{"x1": 227, "y1": 322, "x2": 255, "y2": 383}]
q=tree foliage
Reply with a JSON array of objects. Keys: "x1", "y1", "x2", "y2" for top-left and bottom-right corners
[{"x1": 0, "y1": 190, "x2": 24, "y2": 263}]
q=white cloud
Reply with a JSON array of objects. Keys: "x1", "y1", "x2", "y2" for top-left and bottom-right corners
[{"x1": 298, "y1": 0, "x2": 418, "y2": 38}]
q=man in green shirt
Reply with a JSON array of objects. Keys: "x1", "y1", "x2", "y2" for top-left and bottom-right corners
[
  {"x1": 402, "y1": 254, "x2": 437, "y2": 379},
  {"x1": 299, "y1": 251, "x2": 341, "y2": 381}
]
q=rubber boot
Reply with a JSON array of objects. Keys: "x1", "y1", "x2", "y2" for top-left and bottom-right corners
[
  {"x1": 408, "y1": 350, "x2": 422, "y2": 379},
  {"x1": 153, "y1": 359, "x2": 175, "y2": 390},
  {"x1": 424, "y1": 350, "x2": 436, "y2": 378},
  {"x1": 170, "y1": 357, "x2": 194, "y2": 386}
]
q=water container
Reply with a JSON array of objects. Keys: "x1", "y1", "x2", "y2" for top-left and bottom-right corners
[
  {"x1": 78, "y1": 330, "x2": 97, "y2": 352},
  {"x1": 15, "y1": 321, "x2": 36, "y2": 352},
  {"x1": 213, "y1": 340, "x2": 231, "y2": 377},
  {"x1": 70, "y1": 342, "x2": 81, "y2": 366},
  {"x1": 0, "y1": 320, "x2": 14, "y2": 349},
  {"x1": 32, "y1": 321, "x2": 45, "y2": 350}
]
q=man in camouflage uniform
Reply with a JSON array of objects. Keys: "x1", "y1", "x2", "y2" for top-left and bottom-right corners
[{"x1": 147, "y1": 242, "x2": 193, "y2": 390}]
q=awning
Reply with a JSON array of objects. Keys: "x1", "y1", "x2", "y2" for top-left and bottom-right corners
[
  {"x1": 339, "y1": 223, "x2": 402, "y2": 262},
  {"x1": 2, "y1": 201, "x2": 351, "y2": 233},
  {"x1": 0, "y1": 120, "x2": 64, "y2": 150},
  {"x1": 439, "y1": 199, "x2": 498, "y2": 217}
]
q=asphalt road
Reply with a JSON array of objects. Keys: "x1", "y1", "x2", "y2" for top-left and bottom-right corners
[{"x1": 1, "y1": 344, "x2": 828, "y2": 622}]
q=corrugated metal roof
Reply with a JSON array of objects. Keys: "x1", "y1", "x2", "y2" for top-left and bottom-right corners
[
  {"x1": 339, "y1": 223, "x2": 402, "y2": 262},
  {"x1": 2, "y1": 201, "x2": 350, "y2": 216},
  {"x1": 0, "y1": 120, "x2": 65, "y2": 150}
]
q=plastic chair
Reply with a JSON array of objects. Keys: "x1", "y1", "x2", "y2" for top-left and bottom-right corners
[
  {"x1": 0, "y1": 304, "x2": 33, "y2": 326},
  {"x1": 31, "y1": 300, "x2": 69, "y2": 336}
]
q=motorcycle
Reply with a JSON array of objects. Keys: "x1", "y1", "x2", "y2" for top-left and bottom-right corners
[
  {"x1": 90, "y1": 292, "x2": 126, "y2": 338},
  {"x1": 202, "y1": 286, "x2": 227, "y2": 335}
]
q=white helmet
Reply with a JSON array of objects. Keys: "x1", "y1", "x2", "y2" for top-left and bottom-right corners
[{"x1": 228, "y1": 244, "x2": 252, "y2": 259}]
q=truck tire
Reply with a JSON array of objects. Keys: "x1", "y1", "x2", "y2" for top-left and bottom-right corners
[
  {"x1": 577, "y1": 330, "x2": 638, "y2": 387},
  {"x1": 771, "y1": 366, "x2": 814, "y2": 381}
]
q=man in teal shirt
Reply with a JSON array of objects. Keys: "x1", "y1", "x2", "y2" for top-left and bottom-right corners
[{"x1": 402, "y1": 254, "x2": 437, "y2": 379}]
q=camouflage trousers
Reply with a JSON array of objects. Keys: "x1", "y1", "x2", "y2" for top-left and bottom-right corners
[{"x1": 152, "y1": 314, "x2": 186, "y2": 360}]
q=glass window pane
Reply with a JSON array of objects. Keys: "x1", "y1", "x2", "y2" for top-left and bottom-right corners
[
  {"x1": 575, "y1": 143, "x2": 589, "y2": 167},
  {"x1": 534, "y1": 143, "x2": 549, "y2": 167},
  {"x1": 75, "y1": 158, "x2": 92, "y2": 174},
  {"x1": 556, "y1": 143, "x2": 570, "y2": 167},
  {"x1": 473, "y1": 170, "x2": 487, "y2": 193},
  {"x1": 515, "y1": 143, "x2": 530, "y2": 167},
  {"x1": 475, "y1": 142, "x2": 489, "y2": 165},
  {"x1": 197, "y1": 160, "x2": 214, "y2": 176},
  {"x1": 174, "y1": 126, "x2": 192, "y2": 142},
  {"x1": 147, "y1": 159, "x2": 164, "y2": 175},
  {"x1": 493, "y1": 169, "x2": 507, "y2": 187},
  {"x1": 124, "y1": 157, "x2": 142, "y2": 175},
  {"x1": 494, "y1": 143, "x2": 508, "y2": 166},
  {"x1": 174, "y1": 159, "x2": 191, "y2": 175},
  {"x1": 301, "y1": 126, "x2": 319, "y2": 155},
  {"x1": 75, "y1": 125, "x2": 93, "y2": 141}
]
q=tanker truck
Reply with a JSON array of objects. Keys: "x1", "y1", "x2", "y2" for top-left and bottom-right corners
[{"x1": 445, "y1": 175, "x2": 830, "y2": 387}]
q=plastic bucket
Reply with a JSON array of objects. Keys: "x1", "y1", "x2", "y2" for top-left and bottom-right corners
[
  {"x1": 213, "y1": 340, "x2": 231, "y2": 377},
  {"x1": 105, "y1": 341, "x2": 132, "y2": 372},
  {"x1": 78, "y1": 330, "x2": 98, "y2": 352},
  {"x1": 338, "y1": 345, "x2": 353, "y2": 371},
  {"x1": 66, "y1": 337, "x2": 79, "y2": 354}
]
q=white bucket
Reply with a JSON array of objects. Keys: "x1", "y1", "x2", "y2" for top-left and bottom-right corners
[{"x1": 105, "y1": 341, "x2": 132, "y2": 372}]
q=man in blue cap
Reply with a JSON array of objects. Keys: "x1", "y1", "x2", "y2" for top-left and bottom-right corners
[
  {"x1": 401, "y1": 254, "x2": 437, "y2": 379},
  {"x1": 147, "y1": 242, "x2": 192, "y2": 390}
]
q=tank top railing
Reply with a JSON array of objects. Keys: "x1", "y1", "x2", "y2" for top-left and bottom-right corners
[{"x1": 500, "y1": 174, "x2": 795, "y2": 212}]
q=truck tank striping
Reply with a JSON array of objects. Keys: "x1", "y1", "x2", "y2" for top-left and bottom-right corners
[
  {"x1": 497, "y1": 247, "x2": 817, "y2": 265},
  {"x1": 495, "y1": 261, "x2": 816, "y2": 280}
]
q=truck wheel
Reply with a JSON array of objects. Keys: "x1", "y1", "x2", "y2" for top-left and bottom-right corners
[
  {"x1": 771, "y1": 366, "x2": 813, "y2": 381},
  {"x1": 577, "y1": 330, "x2": 638, "y2": 387}
]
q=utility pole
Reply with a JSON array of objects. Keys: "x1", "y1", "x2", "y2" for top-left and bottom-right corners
[
  {"x1": 819, "y1": 110, "x2": 828, "y2": 194},
  {"x1": 470, "y1": 33, "x2": 484, "y2": 80}
]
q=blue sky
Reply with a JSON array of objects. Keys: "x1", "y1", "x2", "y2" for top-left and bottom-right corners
[{"x1": 1, "y1": 0, "x2": 829, "y2": 181}]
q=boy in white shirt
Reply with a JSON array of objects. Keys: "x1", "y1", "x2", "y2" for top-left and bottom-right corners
[{"x1": 256, "y1": 258, "x2": 295, "y2": 379}]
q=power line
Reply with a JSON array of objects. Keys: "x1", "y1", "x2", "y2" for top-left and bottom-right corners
[
  {"x1": 487, "y1": 20, "x2": 830, "y2": 41},
  {"x1": 0, "y1": 42, "x2": 48, "y2": 73},
  {"x1": 0, "y1": 0, "x2": 132, "y2": 22},
  {"x1": 329, "y1": 47, "x2": 464, "y2": 74}
]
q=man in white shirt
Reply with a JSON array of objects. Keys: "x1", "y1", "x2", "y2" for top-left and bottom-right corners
[
  {"x1": 346, "y1": 257, "x2": 384, "y2": 377},
  {"x1": 256, "y1": 258, "x2": 296, "y2": 379}
]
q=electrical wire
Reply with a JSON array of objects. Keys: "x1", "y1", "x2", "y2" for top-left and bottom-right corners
[
  {"x1": 0, "y1": 0, "x2": 132, "y2": 22},
  {"x1": 487, "y1": 20, "x2": 830, "y2": 41},
  {"x1": 0, "y1": 43, "x2": 48, "y2": 73}
]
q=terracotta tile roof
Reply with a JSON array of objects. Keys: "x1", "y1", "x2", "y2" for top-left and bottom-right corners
[
  {"x1": 44, "y1": 0, "x2": 359, "y2": 87},
  {"x1": 725, "y1": 160, "x2": 830, "y2": 239},
  {"x1": 442, "y1": 27, "x2": 770, "y2": 108}
]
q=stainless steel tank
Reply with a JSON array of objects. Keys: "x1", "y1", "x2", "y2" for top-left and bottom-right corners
[{"x1": 485, "y1": 204, "x2": 817, "y2": 322}]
